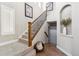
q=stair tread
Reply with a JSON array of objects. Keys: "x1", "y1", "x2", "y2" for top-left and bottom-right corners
[
  {"x1": 19, "y1": 39, "x2": 28, "y2": 45},
  {"x1": 20, "y1": 38, "x2": 28, "y2": 41},
  {"x1": 22, "y1": 35, "x2": 28, "y2": 39},
  {"x1": 24, "y1": 32, "x2": 28, "y2": 34},
  {"x1": 0, "y1": 41, "x2": 30, "y2": 56}
]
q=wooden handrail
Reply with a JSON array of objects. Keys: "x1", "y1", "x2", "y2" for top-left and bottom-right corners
[{"x1": 28, "y1": 22, "x2": 32, "y2": 47}]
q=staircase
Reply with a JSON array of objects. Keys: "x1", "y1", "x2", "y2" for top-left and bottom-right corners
[
  {"x1": 0, "y1": 10, "x2": 47, "y2": 56},
  {"x1": 19, "y1": 31, "x2": 28, "y2": 45}
]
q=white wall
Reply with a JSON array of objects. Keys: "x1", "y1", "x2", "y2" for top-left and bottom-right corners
[{"x1": 72, "y1": 3, "x2": 79, "y2": 56}]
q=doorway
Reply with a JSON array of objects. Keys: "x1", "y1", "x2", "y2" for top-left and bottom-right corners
[{"x1": 48, "y1": 21, "x2": 57, "y2": 46}]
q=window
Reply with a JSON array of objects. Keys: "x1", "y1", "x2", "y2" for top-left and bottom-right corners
[{"x1": 1, "y1": 5, "x2": 15, "y2": 35}]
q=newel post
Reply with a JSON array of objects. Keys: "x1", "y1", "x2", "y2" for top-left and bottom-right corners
[{"x1": 28, "y1": 22, "x2": 32, "y2": 47}]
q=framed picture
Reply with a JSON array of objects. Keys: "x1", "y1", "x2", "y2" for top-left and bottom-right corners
[
  {"x1": 46, "y1": 2, "x2": 53, "y2": 11},
  {"x1": 25, "y1": 3, "x2": 33, "y2": 18}
]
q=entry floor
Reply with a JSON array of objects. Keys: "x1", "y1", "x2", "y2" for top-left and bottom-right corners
[{"x1": 36, "y1": 43, "x2": 66, "y2": 56}]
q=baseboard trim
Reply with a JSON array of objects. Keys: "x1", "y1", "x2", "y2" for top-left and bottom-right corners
[
  {"x1": 57, "y1": 45, "x2": 72, "y2": 56},
  {"x1": 0, "y1": 39, "x2": 18, "y2": 46}
]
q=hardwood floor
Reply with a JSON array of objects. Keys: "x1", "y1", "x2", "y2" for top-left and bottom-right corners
[{"x1": 36, "y1": 43, "x2": 66, "y2": 56}]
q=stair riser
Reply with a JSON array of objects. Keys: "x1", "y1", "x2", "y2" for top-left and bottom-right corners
[{"x1": 19, "y1": 39, "x2": 28, "y2": 45}]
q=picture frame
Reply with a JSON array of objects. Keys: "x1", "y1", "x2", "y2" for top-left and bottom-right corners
[
  {"x1": 46, "y1": 2, "x2": 53, "y2": 11},
  {"x1": 25, "y1": 3, "x2": 33, "y2": 18}
]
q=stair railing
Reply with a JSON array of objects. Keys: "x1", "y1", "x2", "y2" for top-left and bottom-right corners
[{"x1": 28, "y1": 10, "x2": 47, "y2": 47}]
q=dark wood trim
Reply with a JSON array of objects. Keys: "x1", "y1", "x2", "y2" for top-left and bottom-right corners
[
  {"x1": 25, "y1": 3, "x2": 33, "y2": 18},
  {"x1": 28, "y1": 22, "x2": 32, "y2": 47}
]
